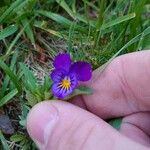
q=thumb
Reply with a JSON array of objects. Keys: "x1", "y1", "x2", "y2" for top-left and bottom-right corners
[{"x1": 27, "y1": 101, "x2": 148, "y2": 150}]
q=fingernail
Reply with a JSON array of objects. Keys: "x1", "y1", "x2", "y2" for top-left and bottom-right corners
[{"x1": 27, "y1": 102, "x2": 59, "y2": 146}]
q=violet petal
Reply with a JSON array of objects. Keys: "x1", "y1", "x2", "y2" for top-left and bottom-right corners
[
  {"x1": 53, "y1": 53, "x2": 71, "y2": 72},
  {"x1": 70, "y1": 61, "x2": 92, "y2": 81},
  {"x1": 50, "y1": 69, "x2": 66, "y2": 82}
]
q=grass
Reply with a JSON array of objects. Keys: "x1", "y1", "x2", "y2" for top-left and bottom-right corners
[{"x1": 0, "y1": 0, "x2": 150, "y2": 149}]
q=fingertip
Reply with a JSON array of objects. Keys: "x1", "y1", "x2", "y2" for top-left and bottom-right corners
[{"x1": 27, "y1": 101, "x2": 59, "y2": 145}]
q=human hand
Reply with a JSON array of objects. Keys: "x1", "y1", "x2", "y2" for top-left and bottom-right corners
[{"x1": 27, "y1": 50, "x2": 150, "y2": 150}]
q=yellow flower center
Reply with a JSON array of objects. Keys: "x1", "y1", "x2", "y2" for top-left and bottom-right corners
[{"x1": 60, "y1": 79, "x2": 71, "y2": 90}]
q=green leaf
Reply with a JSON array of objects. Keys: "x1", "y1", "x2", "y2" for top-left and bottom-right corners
[
  {"x1": 0, "y1": 130, "x2": 9, "y2": 150},
  {"x1": 19, "y1": 119, "x2": 26, "y2": 127},
  {"x1": 109, "y1": 118, "x2": 122, "y2": 130},
  {"x1": 64, "y1": 86, "x2": 93, "y2": 100},
  {"x1": 0, "y1": 89, "x2": 18, "y2": 106},
  {"x1": 0, "y1": 59, "x2": 22, "y2": 94},
  {"x1": 11, "y1": 133, "x2": 36, "y2": 149},
  {"x1": 0, "y1": 25, "x2": 18, "y2": 40},
  {"x1": 10, "y1": 133, "x2": 25, "y2": 143},
  {"x1": 19, "y1": 63, "x2": 37, "y2": 93},
  {"x1": 26, "y1": 91, "x2": 38, "y2": 107},
  {"x1": 0, "y1": 51, "x2": 18, "y2": 98},
  {"x1": 44, "y1": 91, "x2": 52, "y2": 100},
  {"x1": 19, "y1": 105, "x2": 30, "y2": 127},
  {"x1": 43, "y1": 75, "x2": 52, "y2": 91},
  {"x1": 77, "y1": 86, "x2": 93, "y2": 94}
]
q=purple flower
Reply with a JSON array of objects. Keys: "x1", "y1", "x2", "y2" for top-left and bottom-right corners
[{"x1": 50, "y1": 53, "x2": 92, "y2": 99}]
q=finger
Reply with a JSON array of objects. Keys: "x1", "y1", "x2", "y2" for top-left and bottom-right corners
[
  {"x1": 120, "y1": 112, "x2": 150, "y2": 147},
  {"x1": 72, "y1": 50, "x2": 150, "y2": 118},
  {"x1": 27, "y1": 101, "x2": 148, "y2": 150}
]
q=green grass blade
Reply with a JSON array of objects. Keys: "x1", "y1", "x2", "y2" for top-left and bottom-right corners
[
  {"x1": 21, "y1": 17, "x2": 35, "y2": 45},
  {"x1": 84, "y1": 0, "x2": 99, "y2": 11},
  {"x1": 68, "y1": 25, "x2": 73, "y2": 52},
  {"x1": 4, "y1": 17, "x2": 35, "y2": 58},
  {"x1": 120, "y1": 26, "x2": 150, "y2": 51},
  {"x1": 0, "y1": 89, "x2": 18, "y2": 106},
  {"x1": 75, "y1": 14, "x2": 95, "y2": 27},
  {"x1": 0, "y1": 59, "x2": 22, "y2": 94},
  {"x1": 104, "y1": 0, "x2": 115, "y2": 15},
  {"x1": 110, "y1": 26, "x2": 150, "y2": 61},
  {"x1": 97, "y1": 26, "x2": 150, "y2": 74},
  {"x1": 129, "y1": 0, "x2": 147, "y2": 50},
  {"x1": 94, "y1": 0, "x2": 105, "y2": 46},
  {"x1": 96, "y1": 0, "x2": 105, "y2": 31},
  {"x1": 56, "y1": 0, "x2": 75, "y2": 19},
  {"x1": 56, "y1": 0, "x2": 95, "y2": 27},
  {"x1": 34, "y1": 20, "x2": 67, "y2": 39},
  {"x1": 37, "y1": 10, "x2": 86, "y2": 32},
  {"x1": 4, "y1": 29, "x2": 24, "y2": 58},
  {"x1": 101, "y1": 13, "x2": 136, "y2": 30},
  {"x1": 0, "y1": 52, "x2": 18, "y2": 98},
  {"x1": 141, "y1": 35, "x2": 150, "y2": 50},
  {"x1": 0, "y1": 25, "x2": 18, "y2": 40},
  {"x1": 130, "y1": 0, "x2": 147, "y2": 36},
  {"x1": 0, "y1": 0, "x2": 23, "y2": 23},
  {"x1": 37, "y1": 10, "x2": 73, "y2": 27},
  {"x1": 13, "y1": 0, "x2": 29, "y2": 14}
]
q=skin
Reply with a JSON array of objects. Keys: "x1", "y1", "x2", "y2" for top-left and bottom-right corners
[{"x1": 27, "y1": 50, "x2": 150, "y2": 150}]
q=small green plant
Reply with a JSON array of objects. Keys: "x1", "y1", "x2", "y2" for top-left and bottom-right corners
[
  {"x1": 10, "y1": 133, "x2": 36, "y2": 150},
  {"x1": 20, "y1": 63, "x2": 53, "y2": 107}
]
